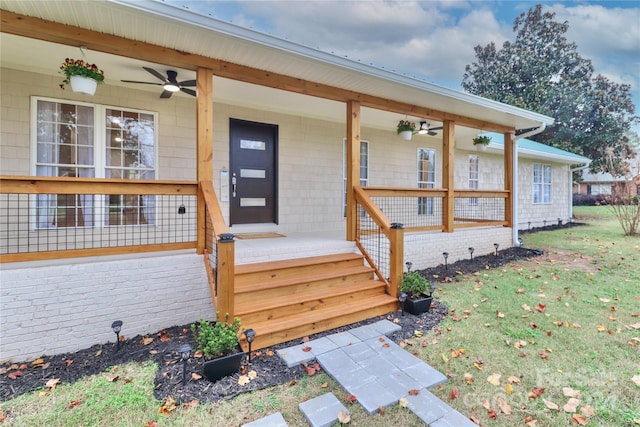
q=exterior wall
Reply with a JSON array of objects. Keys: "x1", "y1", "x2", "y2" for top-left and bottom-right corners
[
  {"x1": 0, "y1": 252, "x2": 211, "y2": 361},
  {"x1": 517, "y1": 159, "x2": 571, "y2": 229},
  {"x1": 405, "y1": 226, "x2": 512, "y2": 271}
]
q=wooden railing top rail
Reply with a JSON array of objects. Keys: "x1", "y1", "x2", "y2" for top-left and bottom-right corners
[
  {"x1": 362, "y1": 186, "x2": 508, "y2": 198},
  {"x1": 0, "y1": 175, "x2": 197, "y2": 195},
  {"x1": 354, "y1": 186, "x2": 391, "y2": 233},
  {"x1": 199, "y1": 181, "x2": 228, "y2": 237}
]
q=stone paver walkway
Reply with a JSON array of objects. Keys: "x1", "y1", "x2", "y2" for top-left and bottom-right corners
[{"x1": 244, "y1": 320, "x2": 476, "y2": 426}]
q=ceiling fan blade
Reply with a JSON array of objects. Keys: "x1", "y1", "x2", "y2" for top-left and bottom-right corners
[
  {"x1": 429, "y1": 126, "x2": 443, "y2": 131},
  {"x1": 178, "y1": 79, "x2": 196, "y2": 87},
  {"x1": 428, "y1": 131, "x2": 437, "y2": 136},
  {"x1": 121, "y1": 80, "x2": 162, "y2": 86},
  {"x1": 160, "y1": 90, "x2": 173, "y2": 99},
  {"x1": 143, "y1": 66, "x2": 169, "y2": 82},
  {"x1": 180, "y1": 87, "x2": 197, "y2": 97}
]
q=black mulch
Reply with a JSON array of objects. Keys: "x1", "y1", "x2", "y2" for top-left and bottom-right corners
[{"x1": 1, "y1": 226, "x2": 579, "y2": 404}]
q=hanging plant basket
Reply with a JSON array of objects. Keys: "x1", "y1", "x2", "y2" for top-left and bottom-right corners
[
  {"x1": 70, "y1": 76, "x2": 98, "y2": 95},
  {"x1": 398, "y1": 130, "x2": 413, "y2": 141}
]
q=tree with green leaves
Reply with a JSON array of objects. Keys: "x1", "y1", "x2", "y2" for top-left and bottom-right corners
[{"x1": 462, "y1": 4, "x2": 638, "y2": 172}]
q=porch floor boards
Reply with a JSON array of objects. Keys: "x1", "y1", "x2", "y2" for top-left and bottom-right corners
[{"x1": 234, "y1": 252, "x2": 398, "y2": 351}]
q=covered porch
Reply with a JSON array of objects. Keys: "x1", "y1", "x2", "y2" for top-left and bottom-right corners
[{"x1": 0, "y1": 1, "x2": 553, "y2": 359}]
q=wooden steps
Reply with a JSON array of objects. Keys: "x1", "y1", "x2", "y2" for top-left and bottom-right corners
[{"x1": 234, "y1": 253, "x2": 398, "y2": 351}]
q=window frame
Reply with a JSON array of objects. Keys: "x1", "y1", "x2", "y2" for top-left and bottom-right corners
[
  {"x1": 30, "y1": 96, "x2": 159, "y2": 229},
  {"x1": 417, "y1": 148, "x2": 436, "y2": 215},
  {"x1": 468, "y1": 155, "x2": 479, "y2": 205},
  {"x1": 532, "y1": 163, "x2": 552, "y2": 204}
]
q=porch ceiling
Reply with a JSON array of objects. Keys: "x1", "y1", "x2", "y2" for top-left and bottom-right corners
[{"x1": 1, "y1": 0, "x2": 553, "y2": 137}]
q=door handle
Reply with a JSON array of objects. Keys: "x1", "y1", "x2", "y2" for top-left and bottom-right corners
[{"x1": 232, "y1": 174, "x2": 237, "y2": 198}]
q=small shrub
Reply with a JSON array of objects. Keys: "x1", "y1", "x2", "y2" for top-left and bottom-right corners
[
  {"x1": 191, "y1": 314, "x2": 241, "y2": 359},
  {"x1": 400, "y1": 271, "x2": 431, "y2": 298}
]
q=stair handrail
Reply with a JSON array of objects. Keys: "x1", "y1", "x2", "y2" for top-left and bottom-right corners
[
  {"x1": 199, "y1": 181, "x2": 235, "y2": 318},
  {"x1": 353, "y1": 186, "x2": 403, "y2": 298}
]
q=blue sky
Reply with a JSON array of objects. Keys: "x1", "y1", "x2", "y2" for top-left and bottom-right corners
[{"x1": 165, "y1": 1, "x2": 639, "y2": 132}]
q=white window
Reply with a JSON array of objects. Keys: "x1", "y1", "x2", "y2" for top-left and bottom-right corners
[
  {"x1": 417, "y1": 148, "x2": 435, "y2": 215},
  {"x1": 32, "y1": 97, "x2": 157, "y2": 228},
  {"x1": 343, "y1": 140, "x2": 369, "y2": 216},
  {"x1": 533, "y1": 163, "x2": 552, "y2": 204},
  {"x1": 468, "y1": 155, "x2": 479, "y2": 205}
]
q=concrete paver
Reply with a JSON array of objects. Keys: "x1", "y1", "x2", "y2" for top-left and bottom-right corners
[
  {"x1": 277, "y1": 319, "x2": 472, "y2": 425},
  {"x1": 298, "y1": 392, "x2": 348, "y2": 427},
  {"x1": 241, "y1": 412, "x2": 288, "y2": 427}
]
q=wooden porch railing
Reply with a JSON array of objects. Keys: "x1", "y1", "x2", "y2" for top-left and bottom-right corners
[
  {"x1": 199, "y1": 181, "x2": 234, "y2": 318},
  {"x1": 353, "y1": 186, "x2": 510, "y2": 295},
  {"x1": 0, "y1": 176, "x2": 197, "y2": 263}
]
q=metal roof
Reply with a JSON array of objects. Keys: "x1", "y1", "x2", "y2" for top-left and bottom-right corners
[{"x1": 485, "y1": 133, "x2": 591, "y2": 165}]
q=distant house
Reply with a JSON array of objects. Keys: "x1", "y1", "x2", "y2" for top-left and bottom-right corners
[
  {"x1": 575, "y1": 167, "x2": 640, "y2": 198},
  {"x1": 0, "y1": 1, "x2": 587, "y2": 361}
]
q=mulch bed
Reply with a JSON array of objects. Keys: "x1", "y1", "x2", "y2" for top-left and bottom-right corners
[{"x1": 1, "y1": 229, "x2": 574, "y2": 404}]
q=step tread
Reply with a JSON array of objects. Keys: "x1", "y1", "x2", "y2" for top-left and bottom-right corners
[
  {"x1": 235, "y1": 264, "x2": 375, "y2": 294},
  {"x1": 234, "y1": 252, "x2": 363, "y2": 275},
  {"x1": 240, "y1": 293, "x2": 398, "y2": 338},
  {"x1": 235, "y1": 279, "x2": 386, "y2": 316}
]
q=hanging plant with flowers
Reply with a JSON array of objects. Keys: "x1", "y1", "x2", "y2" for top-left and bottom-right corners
[
  {"x1": 396, "y1": 120, "x2": 417, "y2": 134},
  {"x1": 59, "y1": 58, "x2": 105, "y2": 89}
]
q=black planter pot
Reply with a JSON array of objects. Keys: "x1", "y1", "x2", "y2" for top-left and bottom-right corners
[
  {"x1": 404, "y1": 296, "x2": 433, "y2": 315},
  {"x1": 203, "y1": 348, "x2": 245, "y2": 382}
]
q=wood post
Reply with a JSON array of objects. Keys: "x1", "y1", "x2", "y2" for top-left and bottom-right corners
[
  {"x1": 442, "y1": 120, "x2": 455, "y2": 232},
  {"x1": 196, "y1": 67, "x2": 214, "y2": 254},
  {"x1": 216, "y1": 235, "x2": 235, "y2": 320},
  {"x1": 504, "y1": 132, "x2": 515, "y2": 227},
  {"x1": 346, "y1": 101, "x2": 361, "y2": 241},
  {"x1": 388, "y1": 223, "x2": 404, "y2": 299}
]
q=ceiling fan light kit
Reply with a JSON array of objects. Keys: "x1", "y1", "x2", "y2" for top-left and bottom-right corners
[{"x1": 121, "y1": 67, "x2": 196, "y2": 98}]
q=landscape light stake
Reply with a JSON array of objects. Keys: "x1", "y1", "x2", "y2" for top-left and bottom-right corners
[
  {"x1": 468, "y1": 247, "x2": 474, "y2": 260},
  {"x1": 111, "y1": 320, "x2": 123, "y2": 352},
  {"x1": 244, "y1": 329, "x2": 256, "y2": 364},
  {"x1": 179, "y1": 344, "x2": 192, "y2": 386},
  {"x1": 405, "y1": 261, "x2": 412, "y2": 273},
  {"x1": 429, "y1": 283, "x2": 436, "y2": 298},
  {"x1": 442, "y1": 252, "x2": 449, "y2": 270},
  {"x1": 493, "y1": 243, "x2": 499, "y2": 256},
  {"x1": 398, "y1": 292, "x2": 407, "y2": 316},
  {"x1": 518, "y1": 237, "x2": 524, "y2": 247}
]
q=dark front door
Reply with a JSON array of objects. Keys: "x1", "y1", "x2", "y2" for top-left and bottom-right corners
[{"x1": 229, "y1": 119, "x2": 278, "y2": 225}]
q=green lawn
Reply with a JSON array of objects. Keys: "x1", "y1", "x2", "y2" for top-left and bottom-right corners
[{"x1": 2, "y1": 206, "x2": 638, "y2": 426}]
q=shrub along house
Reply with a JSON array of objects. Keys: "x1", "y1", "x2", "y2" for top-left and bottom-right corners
[{"x1": 0, "y1": 1, "x2": 588, "y2": 362}]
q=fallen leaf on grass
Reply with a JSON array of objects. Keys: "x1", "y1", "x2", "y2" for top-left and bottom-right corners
[
  {"x1": 448, "y1": 387, "x2": 460, "y2": 399},
  {"x1": 247, "y1": 370, "x2": 257, "y2": 380},
  {"x1": 379, "y1": 406, "x2": 385, "y2": 415},
  {"x1": 238, "y1": 375, "x2": 250, "y2": 386},
  {"x1": 160, "y1": 334, "x2": 171, "y2": 342},
  {"x1": 65, "y1": 359, "x2": 74, "y2": 366},
  {"x1": 288, "y1": 380, "x2": 297, "y2": 386},
  {"x1": 191, "y1": 373, "x2": 202, "y2": 380},
  {"x1": 543, "y1": 398, "x2": 559, "y2": 411},
  {"x1": 488, "y1": 410, "x2": 497, "y2": 419},
  {"x1": 346, "y1": 394, "x2": 357, "y2": 403},
  {"x1": 182, "y1": 400, "x2": 198, "y2": 409},
  {"x1": 142, "y1": 337, "x2": 154, "y2": 346},
  {"x1": 145, "y1": 421, "x2": 158, "y2": 427},
  {"x1": 529, "y1": 387, "x2": 545, "y2": 399},
  {"x1": 505, "y1": 383, "x2": 513, "y2": 394},
  {"x1": 158, "y1": 396, "x2": 177, "y2": 416},
  {"x1": 563, "y1": 398, "x2": 580, "y2": 413},
  {"x1": 562, "y1": 387, "x2": 581, "y2": 398},
  {"x1": 524, "y1": 416, "x2": 538, "y2": 426},
  {"x1": 487, "y1": 373, "x2": 501, "y2": 386},
  {"x1": 464, "y1": 373, "x2": 474, "y2": 385},
  {"x1": 399, "y1": 397, "x2": 409, "y2": 408},
  {"x1": 338, "y1": 410, "x2": 351, "y2": 423},
  {"x1": 580, "y1": 405, "x2": 595, "y2": 417},
  {"x1": 538, "y1": 352, "x2": 549, "y2": 359},
  {"x1": 69, "y1": 399, "x2": 82, "y2": 408},
  {"x1": 514, "y1": 340, "x2": 527, "y2": 349},
  {"x1": 571, "y1": 414, "x2": 587, "y2": 425},
  {"x1": 632, "y1": 375, "x2": 640, "y2": 387},
  {"x1": 497, "y1": 397, "x2": 512, "y2": 414},
  {"x1": 496, "y1": 310, "x2": 505, "y2": 318},
  {"x1": 507, "y1": 375, "x2": 521, "y2": 384}
]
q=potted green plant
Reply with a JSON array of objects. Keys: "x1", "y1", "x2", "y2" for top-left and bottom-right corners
[
  {"x1": 191, "y1": 314, "x2": 245, "y2": 382},
  {"x1": 472, "y1": 135, "x2": 491, "y2": 151},
  {"x1": 59, "y1": 58, "x2": 105, "y2": 95},
  {"x1": 397, "y1": 120, "x2": 417, "y2": 141},
  {"x1": 399, "y1": 270, "x2": 435, "y2": 315}
]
